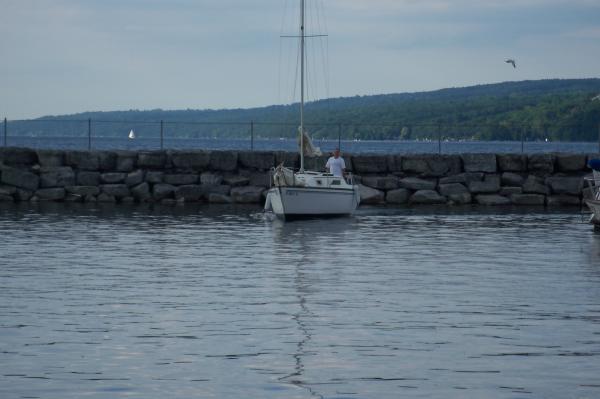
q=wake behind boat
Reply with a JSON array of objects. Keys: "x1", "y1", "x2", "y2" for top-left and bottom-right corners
[{"x1": 264, "y1": 0, "x2": 360, "y2": 219}]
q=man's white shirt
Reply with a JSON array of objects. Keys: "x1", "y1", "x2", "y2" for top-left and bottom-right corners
[{"x1": 326, "y1": 156, "x2": 346, "y2": 177}]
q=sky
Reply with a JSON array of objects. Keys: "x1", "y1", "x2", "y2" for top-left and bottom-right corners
[{"x1": 1, "y1": 0, "x2": 599, "y2": 119}]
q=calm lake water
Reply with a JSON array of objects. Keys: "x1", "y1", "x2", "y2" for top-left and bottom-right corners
[{"x1": 1, "y1": 203, "x2": 600, "y2": 399}]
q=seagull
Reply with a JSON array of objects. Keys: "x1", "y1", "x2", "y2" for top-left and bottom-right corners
[{"x1": 505, "y1": 59, "x2": 516, "y2": 68}]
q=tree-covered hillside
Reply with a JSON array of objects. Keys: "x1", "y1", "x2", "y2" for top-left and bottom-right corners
[{"x1": 13, "y1": 78, "x2": 600, "y2": 141}]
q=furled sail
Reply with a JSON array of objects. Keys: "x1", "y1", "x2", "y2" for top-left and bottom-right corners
[{"x1": 298, "y1": 128, "x2": 322, "y2": 157}]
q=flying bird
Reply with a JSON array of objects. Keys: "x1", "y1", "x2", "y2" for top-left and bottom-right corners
[{"x1": 505, "y1": 59, "x2": 516, "y2": 68}]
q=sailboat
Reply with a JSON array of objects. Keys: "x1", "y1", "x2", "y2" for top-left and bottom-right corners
[
  {"x1": 264, "y1": 0, "x2": 360, "y2": 219},
  {"x1": 128, "y1": 129, "x2": 135, "y2": 139},
  {"x1": 584, "y1": 159, "x2": 600, "y2": 228}
]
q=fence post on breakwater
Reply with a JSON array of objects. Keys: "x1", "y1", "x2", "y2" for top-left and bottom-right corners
[
  {"x1": 250, "y1": 120, "x2": 254, "y2": 150},
  {"x1": 437, "y1": 124, "x2": 442, "y2": 154},
  {"x1": 160, "y1": 120, "x2": 164, "y2": 150},
  {"x1": 338, "y1": 124, "x2": 342, "y2": 150},
  {"x1": 87, "y1": 118, "x2": 91, "y2": 151},
  {"x1": 3, "y1": 118, "x2": 6, "y2": 147}
]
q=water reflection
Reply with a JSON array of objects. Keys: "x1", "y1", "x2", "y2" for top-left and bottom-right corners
[{"x1": 1, "y1": 204, "x2": 599, "y2": 399}]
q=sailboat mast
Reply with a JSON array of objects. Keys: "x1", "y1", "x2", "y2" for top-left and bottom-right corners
[{"x1": 299, "y1": 0, "x2": 305, "y2": 173}]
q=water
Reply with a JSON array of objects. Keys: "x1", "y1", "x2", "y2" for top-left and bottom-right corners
[
  {"x1": 1, "y1": 203, "x2": 600, "y2": 399},
  {"x1": 3, "y1": 136, "x2": 598, "y2": 154}
]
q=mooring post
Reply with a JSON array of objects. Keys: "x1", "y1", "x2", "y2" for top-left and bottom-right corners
[
  {"x1": 87, "y1": 118, "x2": 91, "y2": 150},
  {"x1": 3, "y1": 118, "x2": 6, "y2": 147},
  {"x1": 250, "y1": 120, "x2": 254, "y2": 150},
  {"x1": 160, "y1": 120, "x2": 164, "y2": 150},
  {"x1": 437, "y1": 124, "x2": 442, "y2": 154},
  {"x1": 338, "y1": 124, "x2": 342, "y2": 150}
]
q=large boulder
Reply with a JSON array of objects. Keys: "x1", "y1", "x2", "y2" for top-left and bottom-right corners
[
  {"x1": 97, "y1": 193, "x2": 116, "y2": 203},
  {"x1": 399, "y1": 177, "x2": 436, "y2": 190},
  {"x1": 35, "y1": 187, "x2": 66, "y2": 201},
  {"x1": 208, "y1": 193, "x2": 233, "y2": 203},
  {"x1": 202, "y1": 184, "x2": 230, "y2": 196},
  {"x1": 385, "y1": 188, "x2": 410, "y2": 204},
  {"x1": 238, "y1": 151, "x2": 275, "y2": 170},
  {"x1": 174, "y1": 185, "x2": 204, "y2": 202},
  {"x1": 409, "y1": 190, "x2": 446, "y2": 204},
  {"x1": 163, "y1": 174, "x2": 199, "y2": 185},
  {"x1": 145, "y1": 171, "x2": 164, "y2": 183},
  {"x1": 556, "y1": 153, "x2": 586, "y2": 172},
  {"x1": 439, "y1": 172, "x2": 483, "y2": 185},
  {"x1": 0, "y1": 185, "x2": 16, "y2": 196},
  {"x1": 0, "y1": 147, "x2": 37, "y2": 165},
  {"x1": 130, "y1": 182, "x2": 151, "y2": 201},
  {"x1": 100, "y1": 172, "x2": 127, "y2": 184},
  {"x1": 115, "y1": 151, "x2": 137, "y2": 172},
  {"x1": 240, "y1": 170, "x2": 270, "y2": 187},
  {"x1": 387, "y1": 155, "x2": 402, "y2": 173},
  {"x1": 402, "y1": 154, "x2": 461, "y2": 177},
  {"x1": 438, "y1": 183, "x2": 471, "y2": 204},
  {"x1": 361, "y1": 175, "x2": 398, "y2": 190},
  {"x1": 153, "y1": 183, "x2": 176, "y2": 200},
  {"x1": 510, "y1": 193, "x2": 545, "y2": 205},
  {"x1": 40, "y1": 166, "x2": 75, "y2": 188},
  {"x1": 545, "y1": 176, "x2": 583, "y2": 195},
  {"x1": 66, "y1": 151, "x2": 100, "y2": 170},
  {"x1": 501, "y1": 172, "x2": 524, "y2": 186},
  {"x1": 1, "y1": 168, "x2": 39, "y2": 191},
  {"x1": 358, "y1": 184, "x2": 385, "y2": 204},
  {"x1": 230, "y1": 186, "x2": 264, "y2": 203},
  {"x1": 169, "y1": 150, "x2": 210, "y2": 171},
  {"x1": 66, "y1": 186, "x2": 100, "y2": 197},
  {"x1": 499, "y1": 186, "x2": 523, "y2": 196},
  {"x1": 522, "y1": 175, "x2": 550, "y2": 195},
  {"x1": 461, "y1": 153, "x2": 497, "y2": 173},
  {"x1": 209, "y1": 151, "x2": 238, "y2": 171},
  {"x1": 468, "y1": 174, "x2": 500, "y2": 194},
  {"x1": 98, "y1": 151, "x2": 117, "y2": 171},
  {"x1": 497, "y1": 154, "x2": 527, "y2": 172},
  {"x1": 138, "y1": 151, "x2": 166, "y2": 169},
  {"x1": 546, "y1": 195, "x2": 581, "y2": 206},
  {"x1": 77, "y1": 171, "x2": 100, "y2": 186},
  {"x1": 200, "y1": 172, "x2": 223, "y2": 186},
  {"x1": 352, "y1": 155, "x2": 388, "y2": 174},
  {"x1": 475, "y1": 194, "x2": 510, "y2": 206},
  {"x1": 223, "y1": 175, "x2": 250, "y2": 187},
  {"x1": 101, "y1": 184, "x2": 130, "y2": 198},
  {"x1": 125, "y1": 170, "x2": 145, "y2": 186},
  {"x1": 36, "y1": 150, "x2": 64, "y2": 167},
  {"x1": 528, "y1": 153, "x2": 554, "y2": 175},
  {"x1": 15, "y1": 188, "x2": 33, "y2": 201},
  {"x1": 439, "y1": 183, "x2": 468, "y2": 197}
]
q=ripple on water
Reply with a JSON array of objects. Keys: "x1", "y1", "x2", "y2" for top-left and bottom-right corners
[{"x1": 0, "y1": 203, "x2": 600, "y2": 398}]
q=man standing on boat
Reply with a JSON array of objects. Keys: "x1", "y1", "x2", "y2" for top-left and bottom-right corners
[{"x1": 325, "y1": 148, "x2": 346, "y2": 177}]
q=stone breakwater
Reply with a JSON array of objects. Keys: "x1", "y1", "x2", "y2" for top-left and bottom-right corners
[{"x1": 0, "y1": 147, "x2": 594, "y2": 207}]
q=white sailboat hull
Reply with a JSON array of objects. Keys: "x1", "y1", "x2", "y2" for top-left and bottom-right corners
[
  {"x1": 585, "y1": 199, "x2": 600, "y2": 224},
  {"x1": 266, "y1": 186, "x2": 359, "y2": 218}
]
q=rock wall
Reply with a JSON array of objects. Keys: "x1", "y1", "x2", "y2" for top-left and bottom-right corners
[{"x1": 0, "y1": 147, "x2": 595, "y2": 207}]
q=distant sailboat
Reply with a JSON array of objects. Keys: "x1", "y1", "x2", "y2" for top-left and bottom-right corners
[{"x1": 128, "y1": 129, "x2": 136, "y2": 139}]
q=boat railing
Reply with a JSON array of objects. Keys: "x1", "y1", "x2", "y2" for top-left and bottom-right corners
[{"x1": 583, "y1": 173, "x2": 600, "y2": 201}]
